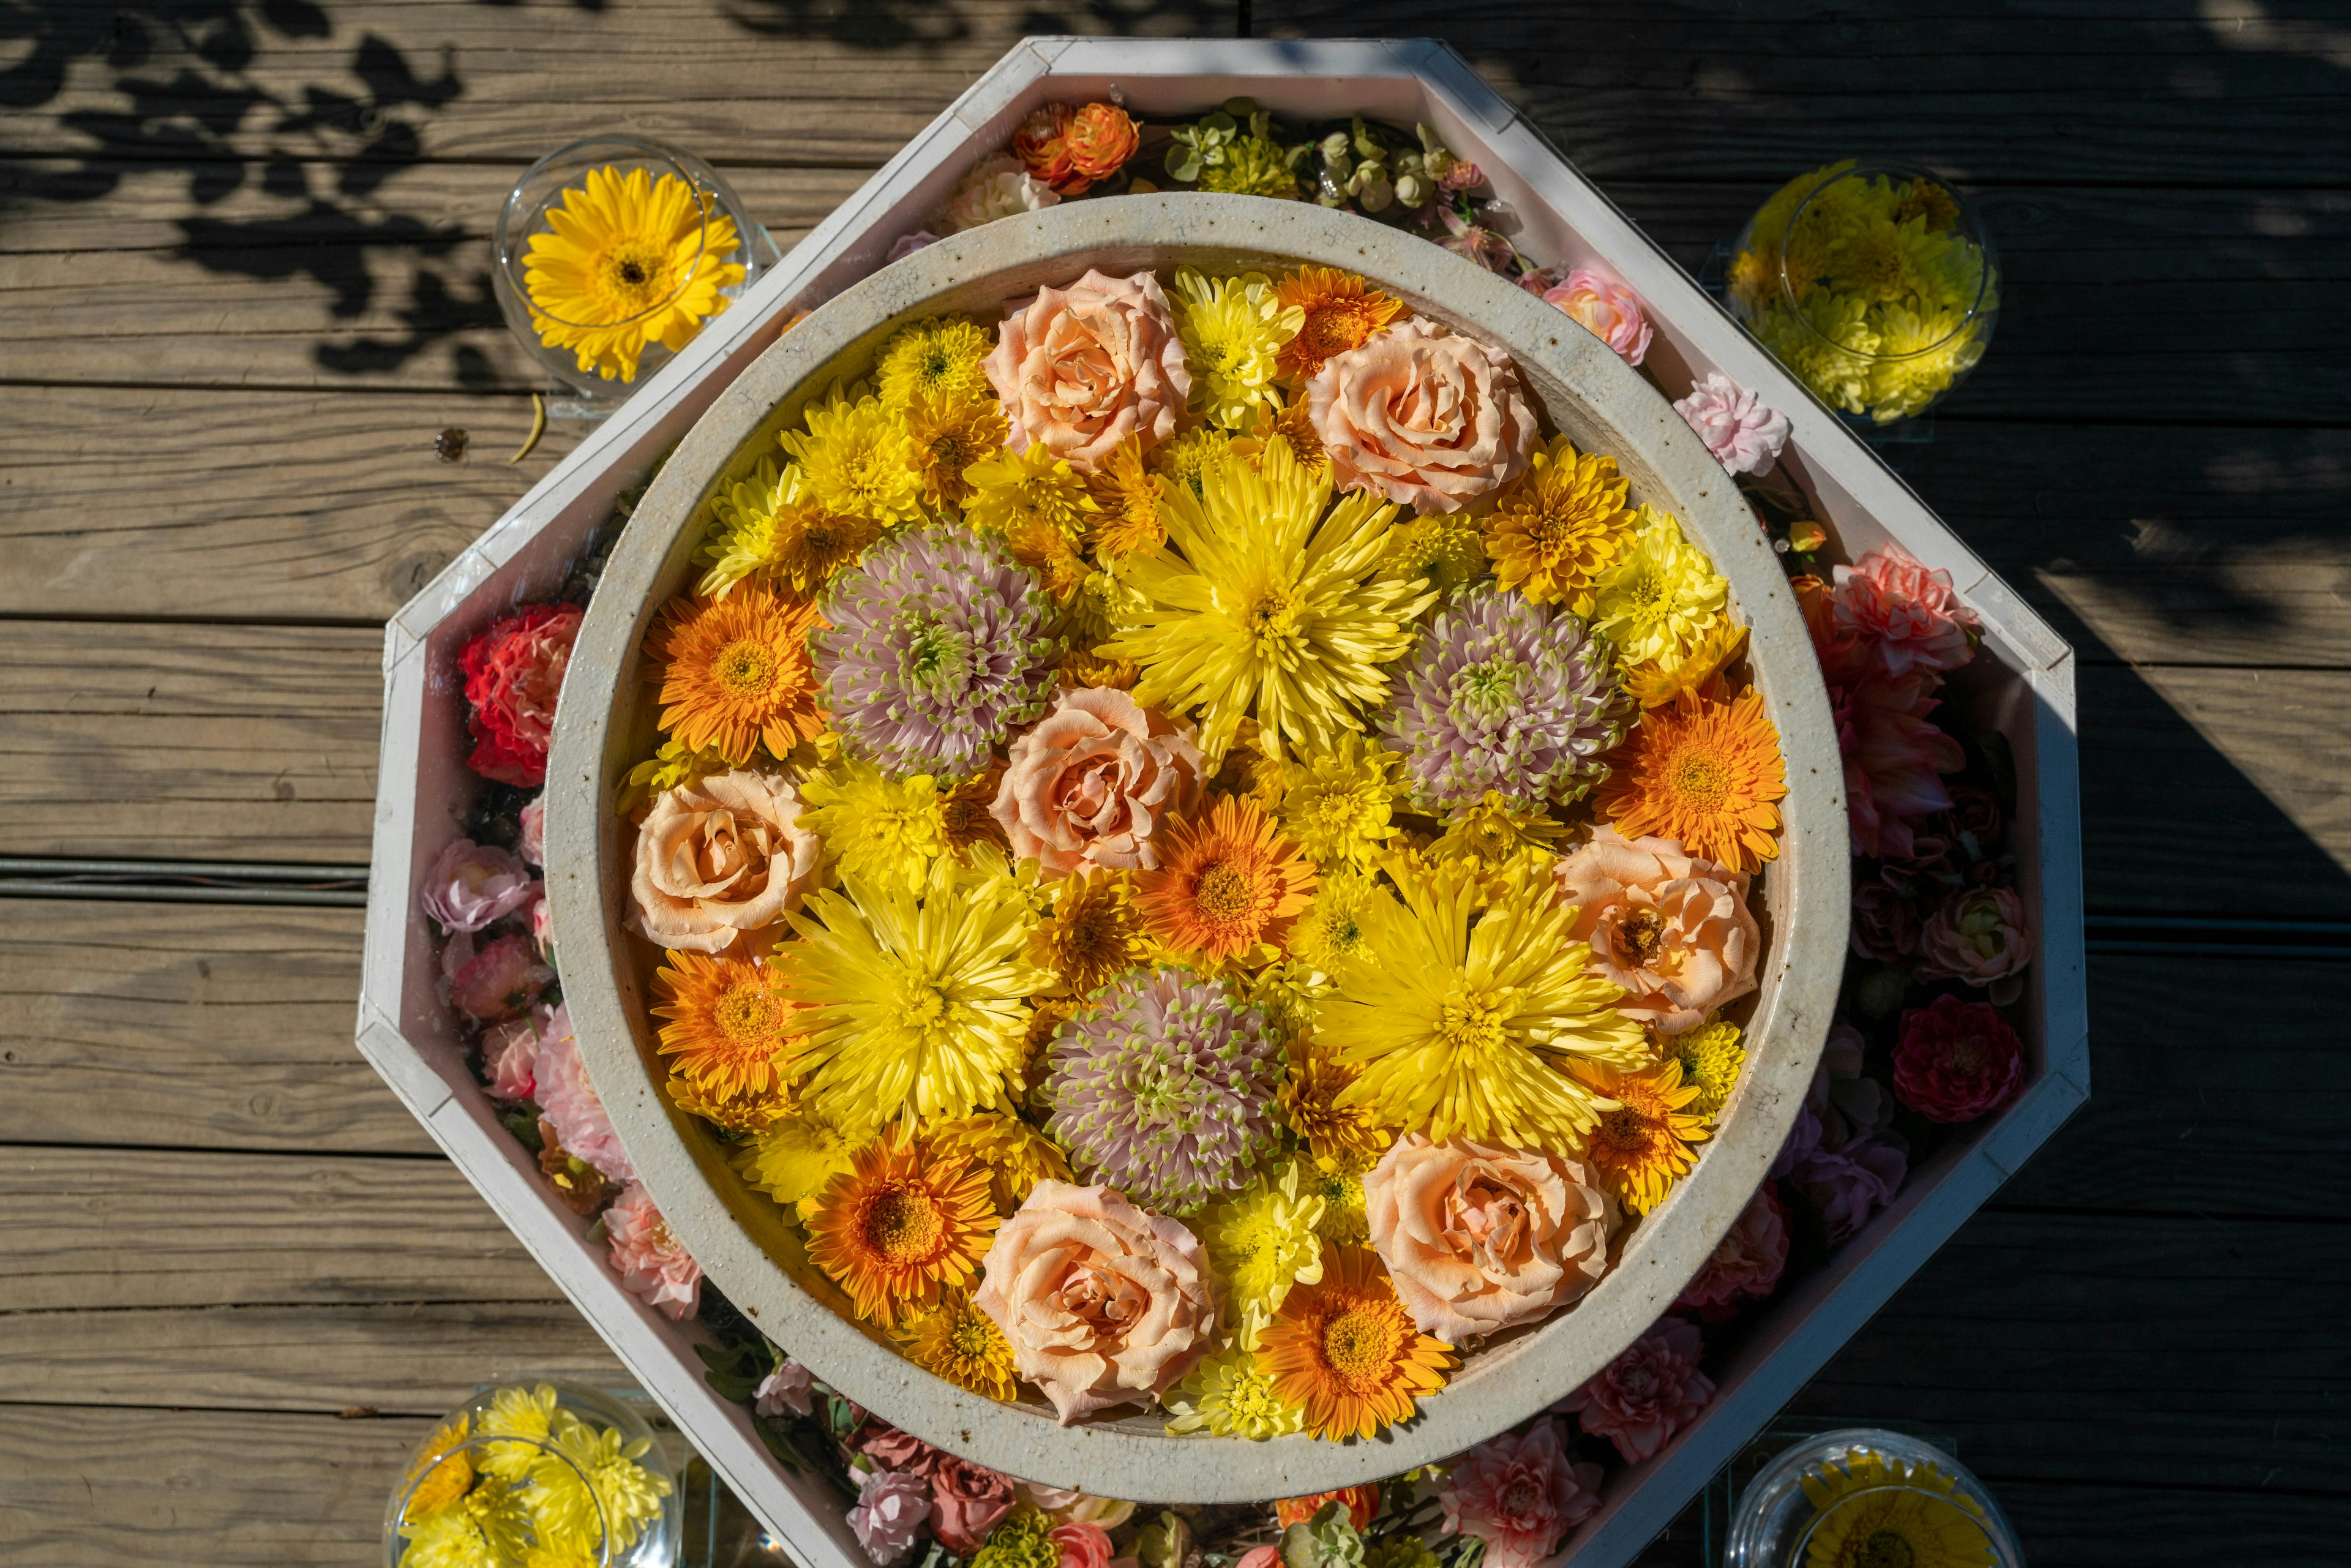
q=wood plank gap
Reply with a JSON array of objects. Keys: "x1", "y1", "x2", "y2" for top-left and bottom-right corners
[{"x1": 0, "y1": 1139, "x2": 454, "y2": 1164}]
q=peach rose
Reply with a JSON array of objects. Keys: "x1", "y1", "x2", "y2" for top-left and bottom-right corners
[
  {"x1": 983, "y1": 269, "x2": 1191, "y2": 471},
  {"x1": 1306, "y1": 316, "x2": 1536, "y2": 514},
  {"x1": 1554, "y1": 826, "x2": 1760, "y2": 1035},
  {"x1": 989, "y1": 688, "x2": 1204, "y2": 877},
  {"x1": 973, "y1": 1180, "x2": 1218, "y2": 1424},
  {"x1": 1363, "y1": 1134, "x2": 1616, "y2": 1346},
  {"x1": 628, "y1": 770, "x2": 822, "y2": 953}
]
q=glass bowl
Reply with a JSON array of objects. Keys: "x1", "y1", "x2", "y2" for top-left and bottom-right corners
[
  {"x1": 494, "y1": 134, "x2": 782, "y2": 416},
  {"x1": 1724, "y1": 1427, "x2": 2027, "y2": 1568}
]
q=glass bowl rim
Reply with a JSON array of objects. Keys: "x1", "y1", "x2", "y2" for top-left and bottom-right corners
[
  {"x1": 1767, "y1": 157, "x2": 2000, "y2": 366},
  {"x1": 385, "y1": 1428, "x2": 613, "y2": 1568}
]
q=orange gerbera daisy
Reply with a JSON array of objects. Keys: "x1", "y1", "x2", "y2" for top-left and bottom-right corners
[
  {"x1": 651, "y1": 585, "x2": 826, "y2": 765},
  {"x1": 1569, "y1": 1057, "x2": 1711, "y2": 1215},
  {"x1": 804, "y1": 1131, "x2": 999, "y2": 1326},
  {"x1": 1275, "y1": 266, "x2": 1404, "y2": 382},
  {"x1": 650, "y1": 950, "x2": 808, "y2": 1099},
  {"x1": 1595, "y1": 687, "x2": 1787, "y2": 874},
  {"x1": 1258, "y1": 1245, "x2": 1455, "y2": 1441},
  {"x1": 1135, "y1": 795, "x2": 1318, "y2": 962}
]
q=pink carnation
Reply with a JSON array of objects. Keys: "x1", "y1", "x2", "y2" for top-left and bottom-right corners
[
  {"x1": 447, "y1": 932, "x2": 553, "y2": 1022},
  {"x1": 419, "y1": 838, "x2": 538, "y2": 934},
  {"x1": 1895, "y1": 992, "x2": 2025, "y2": 1123},
  {"x1": 1559, "y1": 1317, "x2": 1714, "y2": 1464},
  {"x1": 886, "y1": 230, "x2": 941, "y2": 263},
  {"x1": 756, "y1": 1360, "x2": 815, "y2": 1419},
  {"x1": 1834, "y1": 670, "x2": 1963, "y2": 860},
  {"x1": 517, "y1": 795, "x2": 546, "y2": 867},
  {"x1": 848, "y1": 1468, "x2": 932, "y2": 1567},
  {"x1": 1833, "y1": 543, "x2": 1979, "y2": 677},
  {"x1": 480, "y1": 1008, "x2": 548, "y2": 1100},
  {"x1": 1671, "y1": 372, "x2": 1790, "y2": 477},
  {"x1": 1439, "y1": 1420, "x2": 1603, "y2": 1568},
  {"x1": 1050, "y1": 1521, "x2": 1116, "y2": 1568},
  {"x1": 605, "y1": 1180, "x2": 702, "y2": 1321},
  {"x1": 1676, "y1": 1185, "x2": 1790, "y2": 1318},
  {"x1": 1539, "y1": 268, "x2": 1653, "y2": 367},
  {"x1": 533, "y1": 1006, "x2": 636, "y2": 1184},
  {"x1": 1235, "y1": 1548, "x2": 1281, "y2": 1568}
]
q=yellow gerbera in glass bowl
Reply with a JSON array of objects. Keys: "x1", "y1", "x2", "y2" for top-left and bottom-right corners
[{"x1": 1724, "y1": 1428, "x2": 2023, "y2": 1568}]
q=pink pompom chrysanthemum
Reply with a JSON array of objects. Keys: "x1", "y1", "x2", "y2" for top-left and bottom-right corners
[{"x1": 605, "y1": 1180, "x2": 703, "y2": 1321}]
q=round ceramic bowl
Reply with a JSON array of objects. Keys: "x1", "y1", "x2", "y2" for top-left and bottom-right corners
[{"x1": 547, "y1": 193, "x2": 1847, "y2": 1502}]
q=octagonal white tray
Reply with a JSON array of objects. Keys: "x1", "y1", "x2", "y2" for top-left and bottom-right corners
[{"x1": 358, "y1": 36, "x2": 2086, "y2": 1568}]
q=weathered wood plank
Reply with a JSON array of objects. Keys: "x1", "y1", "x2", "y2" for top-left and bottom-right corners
[
  {"x1": 3, "y1": 1146, "x2": 561, "y2": 1311},
  {"x1": 0, "y1": 618, "x2": 380, "y2": 862},
  {"x1": 0, "y1": 901, "x2": 432, "y2": 1157}
]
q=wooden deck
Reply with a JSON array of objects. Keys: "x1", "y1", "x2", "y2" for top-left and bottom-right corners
[{"x1": 2, "y1": 4, "x2": 2345, "y2": 1562}]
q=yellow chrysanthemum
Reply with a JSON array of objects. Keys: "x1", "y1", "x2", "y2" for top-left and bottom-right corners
[
  {"x1": 1149, "y1": 424, "x2": 1240, "y2": 504},
  {"x1": 1624, "y1": 620, "x2": 1750, "y2": 710},
  {"x1": 1594, "y1": 687, "x2": 1787, "y2": 874},
  {"x1": 1236, "y1": 392, "x2": 1329, "y2": 480},
  {"x1": 1164, "y1": 1337, "x2": 1308, "y2": 1440},
  {"x1": 965, "y1": 441, "x2": 1098, "y2": 601},
  {"x1": 924, "y1": 1111, "x2": 1073, "y2": 1212},
  {"x1": 1589, "y1": 506, "x2": 1728, "y2": 669},
  {"x1": 650, "y1": 950, "x2": 806, "y2": 1099},
  {"x1": 402, "y1": 1414, "x2": 473, "y2": 1515},
  {"x1": 804, "y1": 1130, "x2": 999, "y2": 1325},
  {"x1": 1171, "y1": 268, "x2": 1304, "y2": 429},
  {"x1": 1087, "y1": 434, "x2": 1168, "y2": 561},
  {"x1": 531, "y1": 1416, "x2": 673, "y2": 1556},
  {"x1": 1865, "y1": 302, "x2": 1987, "y2": 424},
  {"x1": 1102, "y1": 436, "x2": 1433, "y2": 762},
  {"x1": 1828, "y1": 213, "x2": 1979, "y2": 310},
  {"x1": 1800, "y1": 1447, "x2": 1998, "y2": 1568},
  {"x1": 1428, "y1": 791, "x2": 1572, "y2": 872},
  {"x1": 1286, "y1": 867, "x2": 1378, "y2": 975},
  {"x1": 618, "y1": 733, "x2": 738, "y2": 817},
  {"x1": 1381, "y1": 513, "x2": 1486, "y2": 594},
  {"x1": 907, "y1": 392, "x2": 1011, "y2": 510},
  {"x1": 797, "y1": 759, "x2": 949, "y2": 893},
  {"x1": 1059, "y1": 642, "x2": 1142, "y2": 691},
  {"x1": 1258, "y1": 1245, "x2": 1454, "y2": 1441},
  {"x1": 1272, "y1": 730, "x2": 1401, "y2": 869},
  {"x1": 893, "y1": 1289, "x2": 1022, "y2": 1400},
  {"x1": 473, "y1": 1383, "x2": 560, "y2": 1483},
  {"x1": 939, "y1": 768, "x2": 1011, "y2": 862},
  {"x1": 522, "y1": 165, "x2": 745, "y2": 383},
  {"x1": 1028, "y1": 869, "x2": 1152, "y2": 996},
  {"x1": 1273, "y1": 266, "x2": 1403, "y2": 383},
  {"x1": 665, "y1": 1070, "x2": 795, "y2": 1135},
  {"x1": 1569, "y1": 1057, "x2": 1711, "y2": 1215},
  {"x1": 1666, "y1": 1019, "x2": 1746, "y2": 1120},
  {"x1": 1752, "y1": 291, "x2": 1881, "y2": 414},
  {"x1": 781, "y1": 848, "x2": 1048, "y2": 1137},
  {"x1": 1309, "y1": 1163, "x2": 1371, "y2": 1248},
  {"x1": 697, "y1": 459, "x2": 885, "y2": 601},
  {"x1": 398, "y1": 1474, "x2": 533, "y2": 1568},
  {"x1": 876, "y1": 316, "x2": 995, "y2": 408},
  {"x1": 1281, "y1": 1041, "x2": 1392, "y2": 1173},
  {"x1": 1483, "y1": 436, "x2": 1637, "y2": 613},
  {"x1": 1319, "y1": 852, "x2": 1648, "y2": 1147},
  {"x1": 733, "y1": 1108, "x2": 861, "y2": 1220},
  {"x1": 780, "y1": 384, "x2": 924, "y2": 527},
  {"x1": 649, "y1": 587, "x2": 828, "y2": 767},
  {"x1": 1199, "y1": 1159, "x2": 1328, "y2": 1330}
]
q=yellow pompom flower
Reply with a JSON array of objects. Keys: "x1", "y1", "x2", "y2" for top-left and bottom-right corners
[
  {"x1": 1149, "y1": 424, "x2": 1240, "y2": 504},
  {"x1": 1569, "y1": 1056, "x2": 1711, "y2": 1216},
  {"x1": 964, "y1": 442, "x2": 1098, "y2": 601},
  {"x1": 1101, "y1": 436, "x2": 1433, "y2": 762},
  {"x1": 893, "y1": 1289, "x2": 1022, "y2": 1401},
  {"x1": 1199, "y1": 1159, "x2": 1328, "y2": 1330},
  {"x1": 1319, "y1": 853, "x2": 1648, "y2": 1147},
  {"x1": 1309, "y1": 1163, "x2": 1371, "y2": 1248},
  {"x1": 398, "y1": 1475, "x2": 533, "y2": 1568},
  {"x1": 1286, "y1": 866, "x2": 1378, "y2": 975},
  {"x1": 1381, "y1": 513, "x2": 1486, "y2": 594},
  {"x1": 401, "y1": 1413, "x2": 473, "y2": 1514},
  {"x1": 1272, "y1": 730, "x2": 1401, "y2": 869},
  {"x1": 733, "y1": 1108, "x2": 861, "y2": 1221},
  {"x1": 1589, "y1": 506, "x2": 1730, "y2": 671},
  {"x1": 797, "y1": 759, "x2": 949, "y2": 893},
  {"x1": 923, "y1": 1111, "x2": 1072, "y2": 1212},
  {"x1": 697, "y1": 458, "x2": 883, "y2": 600},
  {"x1": 1028, "y1": 869, "x2": 1152, "y2": 996},
  {"x1": 1482, "y1": 436, "x2": 1637, "y2": 614},
  {"x1": 1164, "y1": 1337, "x2": 1308, "y2": 1440},
  {"x1": 1666, "y1": 1019, "x2": 1747, "y2": 1120},
  {"x1": 522, "y1": 165, "x2": 745, "y2": 384},
  {"x1": 780, "y1": 384, "x2": 924, "y2": 527},
  {"x1": 1427, "y1": 791, "x2": 1572, "y2": 872},
  {"x1": 664, "y1": 1070, "x2": 795, "y2": 1136},
  {"x1": 1170, "y1": 268, "x2": 1304, "y2": 429},
  {"x1": 906, "y1": 392, "x2": 1011, "y2": 511},
  {"x1": 1087, "y1": 435, "x2": 1168, "y2": 561},
  {"x1": 875, "y1": 315, "x2": 995, "y2": 409}
]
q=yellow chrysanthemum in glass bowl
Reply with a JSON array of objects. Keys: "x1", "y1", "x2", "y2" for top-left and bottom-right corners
[{"x1": 519, "y1": 164, "x2": 746, "y2": 384}]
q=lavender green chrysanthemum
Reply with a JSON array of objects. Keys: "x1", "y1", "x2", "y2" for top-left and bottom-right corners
[
  {"x1": 1044, "y1": 968, "x2": 1285, "y2": 1216},
  {"x1": 813, "y1": 523, "x2": 1060, "y2": 778},
  {"x1": 1381, "y1": 584, "x2": 1629, "y2": 811}
]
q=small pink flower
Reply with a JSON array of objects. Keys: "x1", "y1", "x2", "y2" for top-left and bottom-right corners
[
  {"x1": 1917, "y1": 885, "x2": 2034, "y2": 1002},
  {"x1": 1789, "y1": 1128, "x2": 1909, "y2": 1245},
  {"x1": 1834, "y1": 670, "x2": 1963, "y2": 860},
  {"x1": 447, "y1": 933, "x2": 553, "y2": 1022},
  {"x1": 605, "y1": 1180, "x2": 703, "y2": 1321},
  {"x1": 480, "y1": 1008, "x2": 547, "y2": 1100},
  {"x1": 857, "y1": 1424, "x2": 1015, "y2": 1555},
  {"x1": 1895, "y1": 993, "x2": 2025, "y2": 1123},
  {"x1": 533, "y1": 1006, "x2": 636, "y2": 1184},
  {"x1": 1235, "y1": 1548, "x2": 1281, "y2": 1568},
  {"x1": 1676, "y1": 1185, "x2": 1789, "y2": 1318},
  {"x1": 1833, "y1": 543, "x2": 1980, "y2": 677},
  {"x1": 1540, "y1": 268, "x2": 1653, "y2": 367},
  {"x1": 1849, "y1": 879, "x2": 1922, "y2": 962},
  {"x1": 1439, "y1": 1420, "x2": 1603, "y2": 1568},
  {"x1": 1810, "y1": 1023, "x2": 1891, "y2": 1147},
  {"x1": 517, "y1": 796, "x2": 546, "y2": 866},
  {"x1": 530, "y1": 891, "x2": 555, "y2": 959},
  {"x1": 755, "y1": 1360, "x2": 815, "y2": 1419},
  {"x1": 1671, "y1": 372, "x2": 1790, "y2": 478},
  {"x1": 848, "y1": 1468, "x2": 932, "y2": 1567},
  {"x1": 1440, "y1": 160, "x2": 1485, "y2": 192},
  {"x1": 1558, "y1": 1317, "x2": 1714, "y2": 1464},
  {"x1": 1050, "y1": 1520, "x2": 1116, "y2": 1568},
  {"x1": 419, "y1": 838, "x2": 537, "y2": 934}
]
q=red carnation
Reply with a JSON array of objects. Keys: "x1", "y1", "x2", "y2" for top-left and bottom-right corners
[
  {"x1": 458, "y1": 602, "x2": 582, "y2": 786},
  {"x1": 1894, "y1": 992, "x2": 2024, "y2": 1123}
]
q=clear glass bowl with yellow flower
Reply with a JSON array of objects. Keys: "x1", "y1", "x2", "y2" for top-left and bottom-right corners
[
  {"x1": 1727, "y1": 160, "x2": 2000, "y2": 427},
  {"x1": 1725, "y1": 1428, "x2": 2023, "y2": 1568},
  {"x1": 495, "y1": 135, "x2": 781, "y2": 414}
]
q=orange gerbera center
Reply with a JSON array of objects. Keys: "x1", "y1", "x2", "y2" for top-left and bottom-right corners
[
  {"x1": 804, "y1": 1135, "x2": 998, "y2": 1326},
  {"x1": 651, "y1": 585, "x2": 827, "y2": 766},
  {"x1": 864, "y1": 1184, "x2": 947, "y2": 1262},
  {"x1": 1594, "y1": 686, "x2": 1788, "y2": 874},
  {"x1": 1136, "y1": 795, "x2": 1318, "y2": 961},
  {"x1": 1275, "y1": 266, "x2": 1404, "y2": 381},
  {"x1": 1258, "y1": 1245, "x2": 1454, "y2": 1441},
  {"x1": 651, "y1": 950, "x2": 805, "y2": 1100},
  {"x1": 713, "y1": 638, "x2": 778, "y2": 696}
]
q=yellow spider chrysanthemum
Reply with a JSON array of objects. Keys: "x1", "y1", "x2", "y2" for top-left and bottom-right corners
[
  {"x1": 1102, "y1": 437, "x2": 1434, "y2": 762},
  {"x1": 1257, "y1": 1245, "x2": 1454, "y2": 1442},
  {"x1": 1482, "y1": 435, "x2": 1637, "y2": 614},
  {"x1": 1273, "y1": 266, "x2": 1403, "y2": 383},
  {"x1": 1594, "y1": 687, "x2": 1787, "y2": 874},
  {"x1": 531, "y1": 1412, "x2": 674, "y2": 1556},
  {"x1": 1028, "y1": 869, "x2": 1153, "y2": 996},
  {"x1": 1272, "y1": 730, "x2": 1401, "y2": 869},
  {"x1": 893, "y1": 1288, "x2": 1022, "y2": 1400},
  {"x1": 1286, "y1": 866, "x2": 1378, "y2": 975},
  {"x1": 780, "y1": 384, "x2": 924, "y2": 527},
  {"x1": 1281, "y1": 1041, "x2": 1392, "y2": 1173},
  {"x1": 697, "y1": 458, "x2": 883, "y2": 600},
  {"x1": 1427, "y1": 790, "x2": 1572, "y2": 872},
  {"x1": 1171, "y1": 268, "x2": 1304, "y2": 429},
  {"x1": 650, "y1": 950, "x2": 807, "y2": 1100},
  {"x1": 1666, "y1": 1019, "x2": 1747, "y2": 1120},
  {"x1": 797, "y1": 759, "x2": 949, "y2": 892},
  {"x1": 733, "y1": 1108, "x2": 861, "y2": 1220},
  {"x1": 1799, "y1": 1447, "x2": 1998, "y2": 1568},
  {"x1": 1589, "y1": 506, "x2": 1730, "y2": 669},
  {"x1": 523, "y1": 165, "x2": 745, "y2": 383},
  {"x1": 1149, "y1": 424, "x2": 1240, "y2": 505},
  {"x1": 964, "y1": 442, "x2": 1098, "y2": 602},
  {"x1": 906, "y1": 391, "x2": 1011, "y2": 511},
  {"x1": 648, "y1": 587, "x2": 827, "y2": 767},
  {"x1": 1569, "y1": 1056, "x2": 1711, "y2": 1216},
  {"x1": 923, "y1": 1111, "x2": 1073, "y2": 1212},
  {"x1": 1164, "y1": 1336, "x2": 1308, "y2": 1440},
  {"x1": 1087, "y1": 434, "x2": 1168, "y2": 561},
  {"x1": 875, "y1": 316, "x2": 996, "y2": 409},
  {"x1": 804, "y1": 1130, "x2": 999, "y2": 1324},
  {"x1": 665, "y1": 1070, "x2": 795, "y2": 1135},
  {"x1": 781, "y1": 848, "x2": 1048, "y2": 1137},
  {"x1": 1319, "y1": 852, "x2": 1648, "y2": 1147},
  {"x1": 1199, "y1": 1158, "x2": 1327, "y2": 1330}
]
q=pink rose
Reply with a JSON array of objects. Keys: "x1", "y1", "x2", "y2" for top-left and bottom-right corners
[
  {"x1": 419, "y1": 838, "x2": 538, "y2": 934},
  {"x1": 1558, "y1": 1316, "x2": 1714, "y2": 1464},
  {"x1": 606, "y1": 1180, "x2": 702, "y2": 1321},
  {"x1": 1363, "y1": 1134, "x2": 1616, "y2": 1345},
  {"x1": 533, "y1": 1006, "x2": 636, "y2": 1185},
  {"x1": 1308, "y1": 316, "x2": 1537, "y2": 515},
  {"x1": 887, "y1": 230, "x2": 941, "y2": 263},
  {"x1": 974, "y1": 1180, "x2": 1218, "y2": 1424},
  {"x1": 1834, "y1": 670, "x2": 1963, "y2": 860},
  {"x1": 848, "y1": 1468, "x2": 931, "y2": 1567},
  {"x1": 530, "y1": 890, "x2": 555, "y2": 959},
  {"x1": 1051, "y1": 1521, "x2": 1116, "y2": 1568},
  {"x1": 1539, "y1": 268, "x2": 1653, "y2": 368},
  {"x1": 517, "y1": 795, "x2": 546, "y2": 867},
  {"x1": 1675, "y1": 1185, "x2": 1789, "y2": 1318},
  {"x1": 1894, "y1": 993, "x2": 2025, "y2": 1124},
  {"x1": 1671, "y1": 371, "x2": 1789, "y2": 477},
  {"x1": 756, "y1": 1360, "x2": 815, "y2": 1419},
  {"x1": 1833, "y1": 542, "x2": 1979, "y2": 677},
  {"x1": 481, "y1": 1008, "x2": 546, "y2": 1100},
  {"x1": 857, "y1": 1424, "x2": 1016, "y2": 1555},
  {"x1": 984, "y1": 268, "x2": 1190, "y2": 471},
  {"x1": 448, "y1": 932, "x2": 553, "y2": 1022},
  {"x1": 1439, "y1": 1421, "x2": 1603, "y2": 1568},
  {"x1": 1555, "y1": 827, "x2": 1760, "y2": 1035},
  {"x1": 628, "y1": 770, "x2": 822, "y2": 954},
  {"x1": 989, "y1": 688, "x2": 1205, "y2": 877},
  {"x1": 1917, "y1": 885, "x2": 2033, "y2": 1002}
]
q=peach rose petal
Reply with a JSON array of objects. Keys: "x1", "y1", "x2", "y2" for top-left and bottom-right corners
[
  {"x1": 1307, "y1": 316, "x2": 1535, "y2": 515},
  {"x1": 989, "y1": 687, "x2": 1205, "y2": 877},
  {"x1": 1555, "y1": 826, "x2": 1760, "y2": 1035},
  {"x1": 628, "y1": 770, "x2": 823, "y2": 954},
  {"x1": 983, "y1": 269, "x2": 1191, "y2": 472}
]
